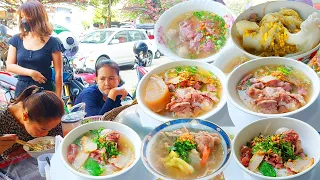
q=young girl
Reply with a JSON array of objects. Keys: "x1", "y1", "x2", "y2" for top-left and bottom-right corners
[
  {"x1": 75, "y1": 60, "x2": 129, "y2": 117},
  {"x1": 6, "y1": 1, "x2": 62, "y2": 98},
  {"x1": 0, "y1": 85, "x2": 64, "y2": 166}
]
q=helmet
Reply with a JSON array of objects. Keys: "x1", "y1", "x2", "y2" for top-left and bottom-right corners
[
  {"x1": 133, "y1": 41, "x2": 148, "y2": 55},
  {"x1": 56, "y1": 31, "x2": 79, "y2": 56}
]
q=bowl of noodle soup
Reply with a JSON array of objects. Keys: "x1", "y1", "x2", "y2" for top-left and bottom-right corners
[{"x1": 155, "y1": 0, "x2": 236, "y2": 63}]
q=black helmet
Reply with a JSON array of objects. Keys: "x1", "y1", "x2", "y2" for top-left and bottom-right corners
[{"x1": 133, "y1": 41, "x2": 148, "y2": 55}]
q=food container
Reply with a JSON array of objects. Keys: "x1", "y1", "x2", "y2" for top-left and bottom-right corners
[
  {"x1": 136, "y1": 60, "x2": 227, "y2": 123},
  {"x1": 233, "y1": 117, "x2": 320, "y2": 180},
  {"x1": 23, "y1": 136, "x2": 55, "y2": 158},
  {"x1": 226, "y1": 57, "x2": 320, "y2": 128},
  {"x1": 155, "y1": 0, "x2": 236, "y2": 63},
  {"x1": 141, "y1": 118, "x2": 232, "y2": 180},
  {"x1": 59, "y1": 121, "x2": 141, "y2": 179},
  {"x1": 231, "y1": 1, "x2": 320, "y2": 62}
]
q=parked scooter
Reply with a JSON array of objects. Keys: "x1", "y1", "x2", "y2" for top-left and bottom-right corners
[
  {"x1": 132, "y1": 41, "x2": 150, "y2": 99},
  {"x1": 54, "y1": 31, "x2": 88, "y2": 108}
]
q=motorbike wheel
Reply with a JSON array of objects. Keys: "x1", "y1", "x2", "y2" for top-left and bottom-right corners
[{"x1": 146, "y1": 51, "x2": 153, "y2": 67}]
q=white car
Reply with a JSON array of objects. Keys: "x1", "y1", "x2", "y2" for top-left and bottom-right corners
[{"x1": 73, "y1": 28, "x2": 158, "y2": 71}]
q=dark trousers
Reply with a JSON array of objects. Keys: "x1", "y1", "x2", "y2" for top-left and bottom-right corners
[{"x1": 15, "y1": 79, "x2": 54, "y2": 98}]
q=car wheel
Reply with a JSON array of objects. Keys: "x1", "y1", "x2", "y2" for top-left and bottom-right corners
[
  {"x1": 155, "y1": 50, "x2": 161, "y2": 59},
  {"x1": 146, "y1": 51, "x2": 153, "y2": 67},
  {"x1": 96, "y1": 56, "x2": 110, "y2": 67}
]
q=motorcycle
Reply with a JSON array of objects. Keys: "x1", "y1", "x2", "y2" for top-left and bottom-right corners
[{"x1": 131, "y1": 41, "x2": 150, "y2": 99}]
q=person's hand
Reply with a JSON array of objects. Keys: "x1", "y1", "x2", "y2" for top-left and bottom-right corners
[
  {"x1": 29, "y1": 70, "x2": 47, "y2": 84},
  {"x1": 0, "y1": 134, "x2": 17, "y2": 154},
  {"x1": 108, "y1": 87, "x2": 128, "y2": 101}
]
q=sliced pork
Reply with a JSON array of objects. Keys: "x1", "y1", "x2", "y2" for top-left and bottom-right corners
[
  {"x1": 166, "y1": 87, "x2": 219, "y2": 118},
  {"x1": 194, "y1": 131, "x2": 221, "y2": 154}
]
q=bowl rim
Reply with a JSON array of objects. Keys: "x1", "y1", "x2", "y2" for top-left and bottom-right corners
[
  {"x1": 232, "y1": 117, "x2": 320, "y2": 179},
  {"x1": 140, "y1": 118, "x2": 232, "y2": 180},
  {"x1": 23, "y1": 136, "x2": 55, "y2": 153},
  {"x1": 154, "y1": 0, "x2": 236, "y2": 62},
  {"x1": 59, "y1": 121, "x2": 141, "y2": 179},
  {"x1": 136, "y1": 60, "x2": 227, "y2": 122},
  {"x1": 230, "y1": 1, "x2": 320, "y2": 59},
  {"x1": 226, "y1": 57, "x2": 320, "y2": 118}
]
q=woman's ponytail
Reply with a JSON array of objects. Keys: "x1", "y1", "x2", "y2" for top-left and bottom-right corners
[{"x1": 13, "y1": 85, "x2": 38, "y2": 104}]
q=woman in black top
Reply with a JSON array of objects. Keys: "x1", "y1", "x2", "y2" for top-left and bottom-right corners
[
  {"x1": 6, "y1": 1, "x2": 63, "y2": 98},
  {"x1": 0, "y1": 85, "x2": 64, "y2": 168},
  {"x1": 75, "y1": 60, "x2": 129, "y2": 116}
]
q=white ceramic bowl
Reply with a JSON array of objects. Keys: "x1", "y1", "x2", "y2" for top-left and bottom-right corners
[
  {"x1": 23, "y1": 136, "x2": 55, "y2": 158},
  {"x1": 212, "y1": 45, "x2": 251, "y2": 75},
  {"x1": 154, "y1": 0, "x2": 236, "y2": 63},
  {"x1": 59, "y1": 121, "x2": 141, "y2": 179},
  {"x1": 232, "y1": 117, "x2": 320, "y2": 180},
  {"x1": 226, "y1": 57, "x2": 320, "y2": 118},
  {"x1": 136, "y1": 60, "x2": 227, "y2": 122},
  {"x1": 231, "y1": 1, "x2": 320, "y2": 61},
  {"x1": 141, "y1": 119, "x2": 232, "y2": 180}
]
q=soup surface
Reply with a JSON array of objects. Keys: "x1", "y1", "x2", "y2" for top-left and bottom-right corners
[
  {"x1": 165, "y1": 11, "x2": 228, "y2": 59},
  {"x1": 237, "y1": 65, "x2": 311, "y2": 114},
  {"x1": 67, "y1": 128, "x2": 134, "y2": 176},
  {"x1": 144, "y1": 66, "x2": 222, "y2": 118},
  {"x1": 240, "y1": 128, "x2": 314, "y2": 177},
  {"x1": 150, "y1": 127, "x2": 224, "y2": 179}
]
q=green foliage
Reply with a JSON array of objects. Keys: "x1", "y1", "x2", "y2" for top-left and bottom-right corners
[
  {"x1": 81, "y1": 20, "x2": 91, "y2": 29},
  {"x1": 122, "y1": 0, "x2": 186, "y2": 22}
]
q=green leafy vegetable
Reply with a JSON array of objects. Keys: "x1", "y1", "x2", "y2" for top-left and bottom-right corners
[
  {"x1": 89, "y1": 127, "x2": 104, "y2": 138},
  {"x1": 189, "y1": 54, "x2": 196, "y2": 59},
  {"x1": 82, "y1": 118, "x2": 92, "y2": 124},
  {"x1": 186, "y1": 66, "x2": 198, "y2": 74},
  {"x1": 74, "y1": 137, "x2": 82, "y2": 146},
  {"x1": 277, "y1": 66, "x2": 292, "y2": 75},
  {"x1": 279, "y1": 141, "x2": 297, "y2": 162},
  {"x1": 251, "y1": 135, "x2": 298, "y2": 162},
  {"x1": 170, "y1": 140, "x2": 196, "y2": 162},
  {"x1": 175, "y1": 67, "x2": 182, "y2": 72},
  {"x1": 105, "y1": 142, "x2": 120, "y2": 158},
  {"x1": 84, "y1": 158, "x2": 104, "y2": 176},
  {"x1": 92, "y1": 128, "x2": 120, "y2": 158},
  {"x1": 247, "y1": 79, "x2": 252, "y2": 86},
  {"x1": 258, "y1": 161, "x2": 276, "y2": 177},
  {"x1": 193, "y1": 11, "x2": 206, "y2": 20}
]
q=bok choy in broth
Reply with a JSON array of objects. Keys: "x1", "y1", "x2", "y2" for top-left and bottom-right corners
[{"x1": 67, "y1": 127, "x2": 134, "y2": 176}]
